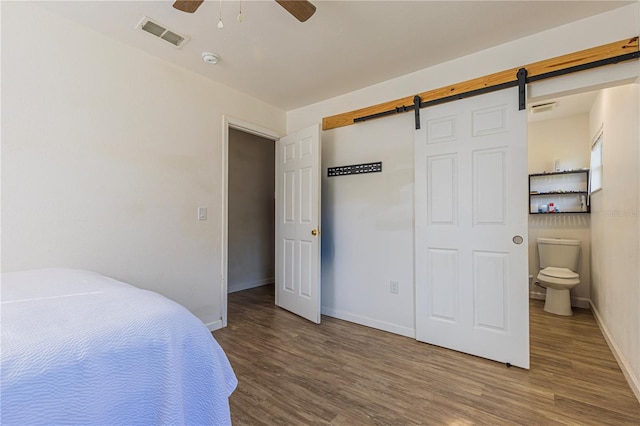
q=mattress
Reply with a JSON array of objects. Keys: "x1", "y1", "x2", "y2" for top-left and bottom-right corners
[{"x1": 1, "y1": 268, "x2": 237, "y2": 425}]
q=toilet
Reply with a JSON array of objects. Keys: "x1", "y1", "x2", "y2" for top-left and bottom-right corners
[{"x1": 536, "y1": 238, "x2": 581, "y2": 316}]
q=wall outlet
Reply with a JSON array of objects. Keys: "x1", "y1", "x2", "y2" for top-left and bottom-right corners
[{"x1": 390, "y1": 280, "x2": 399, "y2": 294}]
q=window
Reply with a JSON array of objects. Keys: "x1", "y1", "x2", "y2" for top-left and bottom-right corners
[{"x1": 590, "y1": 129, "x2": 603, "y2": 194}]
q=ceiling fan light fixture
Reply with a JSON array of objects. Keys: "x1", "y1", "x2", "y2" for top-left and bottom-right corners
[
  {"x1": 202, "y1": 52, "x2": 221, "y2": 65},
  {"x1": 217, "y1": 0, "x2": 224, "y2": 29}
]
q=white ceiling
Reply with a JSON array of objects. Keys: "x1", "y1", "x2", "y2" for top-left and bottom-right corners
[
  {"x1": 528, "y1": 90, "x2": 599, "y2": 123},
  {"x1": 36, "y1": 1, "x2": 631, "y2": 111}
]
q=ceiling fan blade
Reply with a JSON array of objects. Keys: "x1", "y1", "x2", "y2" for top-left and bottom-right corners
[
  {"x1": 173, "y1": 1, "x2": 204, "y2": 13},
  {"x1": 275, "y1": 0, "x2": 316, "y2": 22}
]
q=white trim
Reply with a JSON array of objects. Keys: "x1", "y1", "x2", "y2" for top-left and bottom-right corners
[
  {"x1": 530, "y1": 291, "x2": 546, "y2": 301},
  {"x1": 228, "y1": 277, "x2": 274, "y2": 294},
  {"x1": 221, "y1": 121, "x2": 228, "y2": 328},
  {"x1": 225, "y1": 115, "x2": 283, "y2": 141},
  {"x1": 529, "y1": 292, "x2": 590, "y2": 309},
  {"x1": 206, "y1": 319, "x2": 224, "y2": 332},
  {"x1": 321, "y1": 307, "x2": 415, "y2": 339},
  {"x1": 590, "y1": 187, "x2": 603, "y2": 196},
  {"x1": 571, "y1": 296, "x2": 590, "y2": 309},
  {"x1": 590, "y1": 124, "x2": 604, "y2": 149},
  {"x1": 528, "y1": 61, "x2": 638, "y2": 103},
  {"x1": 221, "y1": 115, "x2": 282, "y2": 328},
  {"x1": 589, "y1": 127, "x2": 604, "y2": 195},
  {"x1": 590, "y1": 301, "x2": 640, "y2": 403}
]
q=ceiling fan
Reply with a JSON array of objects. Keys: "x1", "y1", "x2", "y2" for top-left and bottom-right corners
[{"x1": 172, "y1": 1, "x2": 316, "y2": 22}]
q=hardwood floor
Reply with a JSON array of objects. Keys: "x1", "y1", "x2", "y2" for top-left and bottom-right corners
[{"x1": 213, "y1": 286, "x2": 640, "y2": 425}]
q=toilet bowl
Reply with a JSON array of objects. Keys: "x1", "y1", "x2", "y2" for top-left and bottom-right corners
[
  {"x1": 536, "y1": 238, "x2": 581, "y2": 316},
  {"x1": 537, "y1": 266, "x2": 580, "y2": 316}
]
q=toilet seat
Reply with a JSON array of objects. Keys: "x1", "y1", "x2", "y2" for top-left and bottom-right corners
[
  {"x1": 539, "y1": 266, "x2": 579, "y2": 279},
  {"x1": 537, "y1": 267, "x2": 580, "y2": 286}
]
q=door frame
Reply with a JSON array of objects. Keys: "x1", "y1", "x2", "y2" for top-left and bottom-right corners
[{"x1": 221, "y1": 115, "x2": 283, "y2": 327}]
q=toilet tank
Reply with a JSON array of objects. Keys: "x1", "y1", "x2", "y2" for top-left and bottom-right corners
[{"x1": 537, "y1": 238, "x2": 581, "y2": 271}]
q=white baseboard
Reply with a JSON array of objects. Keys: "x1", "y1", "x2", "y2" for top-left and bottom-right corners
[
  {"x1": 228, "y1": 277, "x2": 274, "y2": 294},
  {"x1": 529, "y1": 291, "x2": 590, "y2": 309},
  {"x1": 206, "y1": 319, "x2": 223, "y2": 332},
  {"x1": 571, "y1": 296, "x2": 590, "y2": 309},
  {"x1": 321, "y1": 306, "x2": 415, "y2": 338},
  {"x1": 530, "y1": 291, "x2": 546, "y2": 301},
  {"x1": 590, "y1": 301, "x2": 640, "y2": 403}
]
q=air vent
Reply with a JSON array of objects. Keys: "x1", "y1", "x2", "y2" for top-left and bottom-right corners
[
  {"x1": 136, "y1": 17, "x2": 189, "y2": 48},
  {"x1": 531, "y1": 102, "x2": 557, "y2": 114}
]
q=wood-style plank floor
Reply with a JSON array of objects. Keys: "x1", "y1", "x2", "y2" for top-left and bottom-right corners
[{"x1": 213, "y1": 285, "x2": 640, "y2": 425}]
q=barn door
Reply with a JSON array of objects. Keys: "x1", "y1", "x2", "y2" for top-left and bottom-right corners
[
  {"x1": 414, "y1": 88, "x2": 529, "y2": 368},
  {"x1": 275, "y1": 124, "x2": 322, "y2": 323}
]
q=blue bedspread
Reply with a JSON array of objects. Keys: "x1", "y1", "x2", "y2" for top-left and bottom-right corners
[{"x1": 1, "y1": 268, "x2": 237, "y2": 425}]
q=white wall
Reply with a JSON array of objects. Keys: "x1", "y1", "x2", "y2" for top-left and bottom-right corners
[
  {"x1": 321, "y1": 112, "x2": 416, "y2": 336},
  {"x1": 589, "y1": 84, "x2": 640, "y2": 400},
  {"x1": 288, "y1": 4, "x2": 639, "y2": 337},
  {"x1": 1, "y1": 3, "x2": 286, "y2": 328},
  {"x1": 528, "y1": 115, "x2": 591, "y2": 174},
  {"x1": 527, "y1": 114, "x2": 591, "y2": 306}
]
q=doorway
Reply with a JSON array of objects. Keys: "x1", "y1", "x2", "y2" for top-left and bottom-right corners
[
  {"x1": 227, "y1": 128, "x2": 276, "y2": 295},
  {"x1": 526, "y1": 90, "x2": 597, "y2": 308},
  {"x1": 221, "y1": 116, "x2": 282, "y2": 327},
  {"x1": 221, "y1": 118, "x2": 323, "y2": 326}
]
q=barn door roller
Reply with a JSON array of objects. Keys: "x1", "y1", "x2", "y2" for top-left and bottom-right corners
[{"x1": 517, "y1": 68, "x2": 528, "y2": 111}]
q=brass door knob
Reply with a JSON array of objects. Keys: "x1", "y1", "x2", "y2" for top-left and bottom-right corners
[{"x1": 311, "y1": 229, "x2": 318, "y2": 236}]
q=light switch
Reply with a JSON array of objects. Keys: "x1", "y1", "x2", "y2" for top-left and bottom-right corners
[{"x1": 198, "y1": 207, "x2": 207, "y2": 221}]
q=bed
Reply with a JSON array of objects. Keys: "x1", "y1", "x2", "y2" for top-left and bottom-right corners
[{"x1": 1, "y1": 268, "x2": 237, "y2": 425}]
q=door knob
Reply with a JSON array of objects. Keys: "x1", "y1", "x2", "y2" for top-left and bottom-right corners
[
  {"x1": 311, "y1": 229, "x2": 318, "y2": 236},
  {"x1": 512, "y1": 235, "x2": 524, "y2": 245}
]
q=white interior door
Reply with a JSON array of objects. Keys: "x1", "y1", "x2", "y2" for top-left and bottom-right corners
[
  {"x1": 275, "y1": 124, "x2": 321, "y2": 323},
  {"x1": 414, "y1": 88, "x2": 529, "y2": 368}
]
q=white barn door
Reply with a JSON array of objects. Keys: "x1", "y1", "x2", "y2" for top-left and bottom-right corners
[
  {"x1": 275, "y1": 124, "x2": 322, "y2": 323},
  {"x1": 414, "y1": 88, "x2": 529, "y2": 368}
]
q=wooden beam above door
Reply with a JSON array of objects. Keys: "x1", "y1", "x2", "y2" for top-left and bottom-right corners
[{"x1": 322, "y1": 37, "x2": 639, "y2": 131}]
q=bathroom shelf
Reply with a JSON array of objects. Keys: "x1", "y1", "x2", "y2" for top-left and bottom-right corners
[{"x1": 529, "y1": 170, "x2": 590, "y2": 214}]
